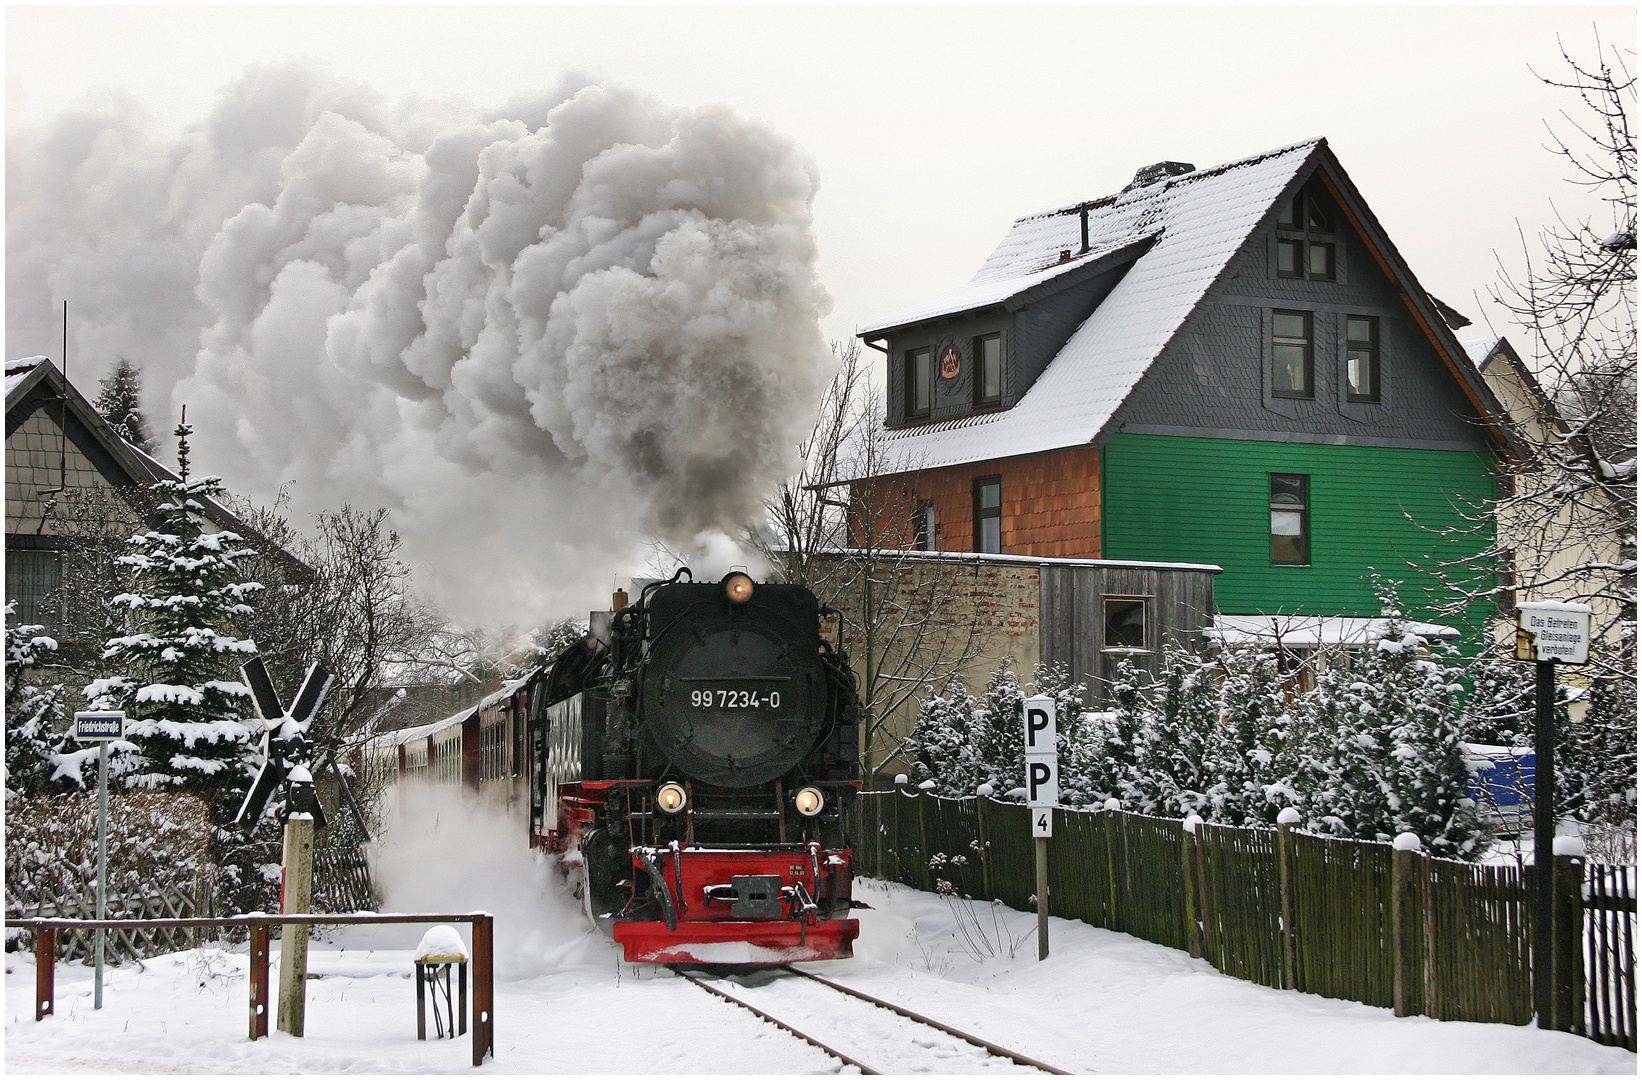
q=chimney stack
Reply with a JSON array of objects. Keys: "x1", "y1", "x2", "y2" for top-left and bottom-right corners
[{"x1": 1123, "y1": 160, "x2": 1196, "y2": 192}]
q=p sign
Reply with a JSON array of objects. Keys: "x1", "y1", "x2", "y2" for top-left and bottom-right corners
[{"x1": 1023, "y1": 695, "x2": 1057, "y2": 838}]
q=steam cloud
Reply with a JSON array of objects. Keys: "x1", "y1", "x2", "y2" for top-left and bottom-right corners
[{"x1": 7, "y1": 65, "x2": 832, "y2": 621}]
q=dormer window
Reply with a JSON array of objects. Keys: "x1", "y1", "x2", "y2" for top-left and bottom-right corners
[
  {"x1": 1276, "y1": 182, "x2": 1337, "y2": 282},
  {"x1": 904, "y1": 347, "x2": 931, "y2": 418},
  {"x1": 974, "y1": 333, "x2": 1002, "y2": 408}
]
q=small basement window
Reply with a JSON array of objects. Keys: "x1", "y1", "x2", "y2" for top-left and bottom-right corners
[
  {"x1": 905, "y1": 347, "x2": 931, "y2": 418},
  {"x1": 1270, "y1": 473, "x2": 1310, "y2": 565},
  {"x1": 1103, "y1": 598, "x2": 1149, "y2": 651},
  {"x1": 973, "y1": 476, "x2": 1002, "y2": 554}
]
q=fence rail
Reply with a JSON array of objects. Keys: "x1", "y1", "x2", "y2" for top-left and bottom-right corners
[{"x1": 850, "y1": 789, "x2": 1636, "y2": 1051}]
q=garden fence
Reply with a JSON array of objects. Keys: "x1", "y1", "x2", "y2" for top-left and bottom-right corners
[{"x1": 850, "y1": 789, "x2": 1634, "y2": 1051}]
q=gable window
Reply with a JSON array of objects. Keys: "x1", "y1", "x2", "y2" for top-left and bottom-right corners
[
  {"x1": 1276, "y1": 183, "x2": 1337, "y2": 282},
  {"x1": 1103, "y1": 598, "x2": 1149, "y2": 651},
  {"x1": 905, "y1": 347, "x2": 931, "y2": 418},
  {"x1": 1272, "y1": 311, "x2": 1313, "y2": 399},
  {"x1": 1270, "y1": 474, "x2": 1310, "y2": 565},
  {"x1": 973, "y1": 476, "x2": 1002, "y2": 554},
  {"x1": 1345, "y1": 315, "x2": 1380, "y2": 402},
  {"x1": 913, "y1": 499, "x2": 936, "y2": 551},
  {"x1": 974, "y1": 333, "x2": 1002, "y2": 408}
]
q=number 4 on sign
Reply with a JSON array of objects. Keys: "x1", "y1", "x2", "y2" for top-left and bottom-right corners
[{"x1": 1032, "y1": 809, "x2": 1052, "y2": 838}]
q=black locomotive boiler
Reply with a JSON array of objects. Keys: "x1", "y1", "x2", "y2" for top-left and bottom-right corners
[{"x1": 531, "y1": 569, "x2": 863, "y2": 964}]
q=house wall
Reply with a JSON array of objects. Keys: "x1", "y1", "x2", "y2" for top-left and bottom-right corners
[
  {"x1": 1109, "y1": 169, "x2": 1494, "y2": 451},
  {"x1": 849, "y1": 444, "x2": 1102, "y2": 558},
  {"x1": 1101, "y1": 432, "x2": 1498, "y2": 639}
]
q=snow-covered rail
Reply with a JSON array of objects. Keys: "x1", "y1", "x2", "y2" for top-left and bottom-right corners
[{"x1": 678, "y1": 966, "x2": 1071, "y2": 1074}]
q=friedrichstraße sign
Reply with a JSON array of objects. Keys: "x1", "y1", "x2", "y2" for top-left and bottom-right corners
[
  {"x1": 1515, "y1": 601, "x2": 1592, "y2": 665},
  {"x1": 73, "y1": 711, "x2": 126, "y2": 742},
  {"x1": 1023, "y1": 694, "x2": 1058, "y2": 838}
]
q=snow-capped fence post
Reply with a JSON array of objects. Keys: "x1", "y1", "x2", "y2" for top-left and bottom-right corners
[
  {"x1": 472, "y1": 914, "x2": 495, "y2": 1067},
  {"x1": 1552, "y1": 840, "x2": 1587, "y2": 1032},
  {"x1": 1276, "y1": 807, "x2": 1300, "y2": 990},
  {"x1": 1391, "y1": 832, "x2": 1422, "y2": 1017},
  {"x1": 1179, "y1": 816, "x2": 1200, "y2": 959},
  {"x1": 975, "y1": 785, "x2": 994, "y2": 902},
  {"x1": 1102, "y1": 800, "x2": 1121, "y2": 933},
  {"x1": 1185, "y1": 815, "x2": 1215, "y2": 967},
  {"x1": 891, "y1": 774, "x2": 907, "y2": 884},
  {"x1": 1421, "y1": 851, "x2": 1438, "y2": 1019}
]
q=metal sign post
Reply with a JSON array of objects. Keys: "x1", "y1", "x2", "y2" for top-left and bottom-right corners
[
  {"x1": 1515, "y1": 601, "x2": 1591, "y2": 1030},
  {"x1": 1023, "y1": 695, "x2": 1057, "y2": 961},
  {"x1": 73, "y1": 711, "x2": 125, "y2": 1010}
]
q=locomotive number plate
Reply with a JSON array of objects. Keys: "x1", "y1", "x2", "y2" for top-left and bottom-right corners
[{"x1": 690, "y1": 689, "x2": 781, "y2": 709}]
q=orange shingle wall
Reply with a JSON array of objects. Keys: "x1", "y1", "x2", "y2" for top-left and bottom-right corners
[{"x1": 849, "y1": 444, "x2": 1102, "y2": 558}]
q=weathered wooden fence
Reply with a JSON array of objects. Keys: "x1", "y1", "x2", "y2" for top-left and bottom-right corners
[
  {"x1": 6, "y1": 844, "x2": 378, "y2": 963},
  {"x1": 851, "y1": 789, "x2": 1636, "y2": 1050}
]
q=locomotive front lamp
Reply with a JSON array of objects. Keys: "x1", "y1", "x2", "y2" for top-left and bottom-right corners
[
  {"x1": 794, "y1": 786, "x2": 825, "y2": 816},
  {"x1": 724, "y1": 572, "x2": 755, "y2": 604},
  {"x1": 656, "y1": 782, "x2": 688, "y2": 814}
]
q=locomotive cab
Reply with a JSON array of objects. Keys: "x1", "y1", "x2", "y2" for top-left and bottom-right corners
[{"x1": 534, "y1": 570, "x2": 862, "y2": 964}]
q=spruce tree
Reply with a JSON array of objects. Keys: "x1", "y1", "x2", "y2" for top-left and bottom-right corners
[
  {"x1": 970, "y1": 657, "x2": 1026, "y2": 796},
  {"x1": 905, "y1": 673, "x2": 980, "y2": 796},
  {"x1": 82, "y1": 418, "x2": 268, "y2": 907},
  {"x1": 1073, "y1": 655, "x2": 1150, "y2": 809},
  {"x1": 1135, "y1": 645, "x2": 1221, "y2": 818},
  {"x1": 1205, "y1": 644, "x2": 1301, "y2": 826},
  {"x1": 4, "y1": 605, "x2": 75, "y2": 799},
  {"x1": 94, "y1": 358, "x2": 154, "y2": 454}
]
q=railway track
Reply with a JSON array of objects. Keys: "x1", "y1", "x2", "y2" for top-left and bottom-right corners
[{"x1": 678, "y1": 965, "x2": 1072, "y2": 1075}]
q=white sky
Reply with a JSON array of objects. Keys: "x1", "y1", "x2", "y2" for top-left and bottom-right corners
[{"x1": 7, "y1": 4, "x2": 1633, "y2": 353}]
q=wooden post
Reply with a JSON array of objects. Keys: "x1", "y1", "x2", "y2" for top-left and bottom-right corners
[
  {"x1": 1422, "y1": 852, "x2": 1438, "y2": 1019},
  {"x1": 1103, "y1": 803, "x2": 1120, "y2": 933},
  {"x1": 891, "y1": 781, "x2": 903, "y2": 884},
  {"x1": 248, "y1": 923, "x2": 271, "y2": 1040},
  {"x1": 1391, "y1": 842, "x2": 1413, "y2": 1017},
  {"x1": 976, "y1": 794, "x2": 992, "y2": 901},
  {"x1": 1533, "y1": 659, "x2": 1556, "y2": 1029},
  {"x1": 472, "y1": 915, "x2": 494, "y2": 1067},
  {"x1": 1181, "y1": 823, "x2": 1201, "y2": 958},
  {"x1": 1554, "y1": 852, "x2": 1585, "y2": 1032},
  {"x1": 917, "y1": 790, "x2": 931, "y2": 892},
  {"x1": 277, "y1": 816, "x2": 315, "y2": 1037},
  {"x1": 35, "y1": 926, "x2": 55, "y2": 1021},
  {"x1": 1193, "y1": 819, "x2": 1216, "y2": 969},
  {"x1": 1276, "y1": 816, "x2": 1296, "y2": 988}
]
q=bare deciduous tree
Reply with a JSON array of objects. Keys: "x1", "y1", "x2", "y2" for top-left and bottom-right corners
[{"x1": 749, "y1": 341, "x2": 995, "y2": 782}]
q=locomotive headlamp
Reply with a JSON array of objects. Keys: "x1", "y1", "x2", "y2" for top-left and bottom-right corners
[
  {"x1": 723, "y1": 572, "x2": 755, "y2": 604},
  {"x1": 656, "y1": 782, "x2": 688, "y2": 814},
  {"x1": 794, "y1": 786, "x2": 826, "y2": 817}
]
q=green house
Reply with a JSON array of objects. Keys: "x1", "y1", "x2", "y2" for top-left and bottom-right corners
[{"x1": 850, "y1": 140, "x2": 1519, "y2": 675}]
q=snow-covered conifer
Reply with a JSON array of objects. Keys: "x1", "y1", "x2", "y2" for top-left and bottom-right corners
[
  {"x1": 1204, "y1": 643, "x2": 1301, "y2": 826},
  {"x1": 1133, "y1": 645, "x2": 1221, "y2": 818},
  {"x1": 970, "y1": 657, "x2": 1026, "y2": 797},
  {"x1": 94, "y1": 357, "x2": 154, "y2": 454},
  {"x1": 4, "y1": 604, "x2": 75, "y2": 800},
  {"x1": 905, "y1": 673, "x2": 980, "y2": 796}
]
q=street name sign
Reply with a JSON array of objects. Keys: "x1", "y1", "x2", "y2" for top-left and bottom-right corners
[
  {"x1": 73, "y1": 712, "x2": 126, "y2": 742},
  {"x1": 1023, "y1": 695, "x2": 1057, "y2": 838},
  {"x1": 1515, "y1": 601, "x2": 1592, "y2": 665}
]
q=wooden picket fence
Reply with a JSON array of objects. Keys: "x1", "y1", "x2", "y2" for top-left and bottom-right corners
[
  {"x1": 850, "y1": 789, "x2": 1636, "y2": 1050},
  {"x1": 313, "y1": 845, "x2": 378, "y2": 913}
]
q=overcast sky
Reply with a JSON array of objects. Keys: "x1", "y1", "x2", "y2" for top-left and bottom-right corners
[{"x1": 8, "y1": 4, "x2": 1632, "y2": 352}]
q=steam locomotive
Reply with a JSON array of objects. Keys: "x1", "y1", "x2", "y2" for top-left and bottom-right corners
[{"x1": 367, "y1": 570, "x2": 862, "y2": 965}]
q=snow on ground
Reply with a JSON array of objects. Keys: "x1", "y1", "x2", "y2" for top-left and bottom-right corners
[{"x1": 7, "y1": 787, "x2": 1635, "y2": 1074}]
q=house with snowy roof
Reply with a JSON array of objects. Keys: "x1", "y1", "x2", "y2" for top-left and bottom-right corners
[
  {"x1": 5, "y1": 355, "x2": 287, "y2": 643},
  {"x1": 849, "y1": 138, "x2": 1519, "y2": 667}
]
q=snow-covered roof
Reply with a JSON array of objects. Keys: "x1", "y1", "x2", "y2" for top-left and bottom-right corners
[
  {"x1": 5, "y1": 355, "x2": 47, "y2": 397},
  {"x1": 814, "y1": 547, "x2": 1222, "y2": 574},
  {"x1": 361, "y1": 673, "x2": 535, "y2": 751},
  {"x1": 1204, "y1": 613, "x2": 1460, "y2": 648},
  {"x1": 852, "y1": 139, "x2": 1323, "y2": 476},
  {"x1": 1460, "y1": 336, "x2": 1506, "y2": 369}
]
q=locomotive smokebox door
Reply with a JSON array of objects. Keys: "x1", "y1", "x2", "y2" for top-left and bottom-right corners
[{"x1": 730, "y1": 875, "x2": 785, "y2": 919}]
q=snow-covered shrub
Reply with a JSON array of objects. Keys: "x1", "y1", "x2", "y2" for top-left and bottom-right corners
[{"x1": 5, "y1": 792, "x2": 214, "y2": 926}]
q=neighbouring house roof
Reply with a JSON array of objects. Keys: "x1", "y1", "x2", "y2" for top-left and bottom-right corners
[
  {"x1": 1204, "y1": 613, "x2": 1460, "y2": 648},
  {"x1": 5, "y1": 355, "x2": 297, "y2": 566},
  {"x1": 851, "y1": 139, "x2": 1519, "y2": 479}
]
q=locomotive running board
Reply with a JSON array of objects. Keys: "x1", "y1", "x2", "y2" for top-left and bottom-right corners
[{"x1": 612, "y1": 918, "x2": 859, "y2": 965}]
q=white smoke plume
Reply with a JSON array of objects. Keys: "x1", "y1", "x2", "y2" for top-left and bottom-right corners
[{"x1": 7, "y1": 65, "x2": 833, "y2": 622}]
